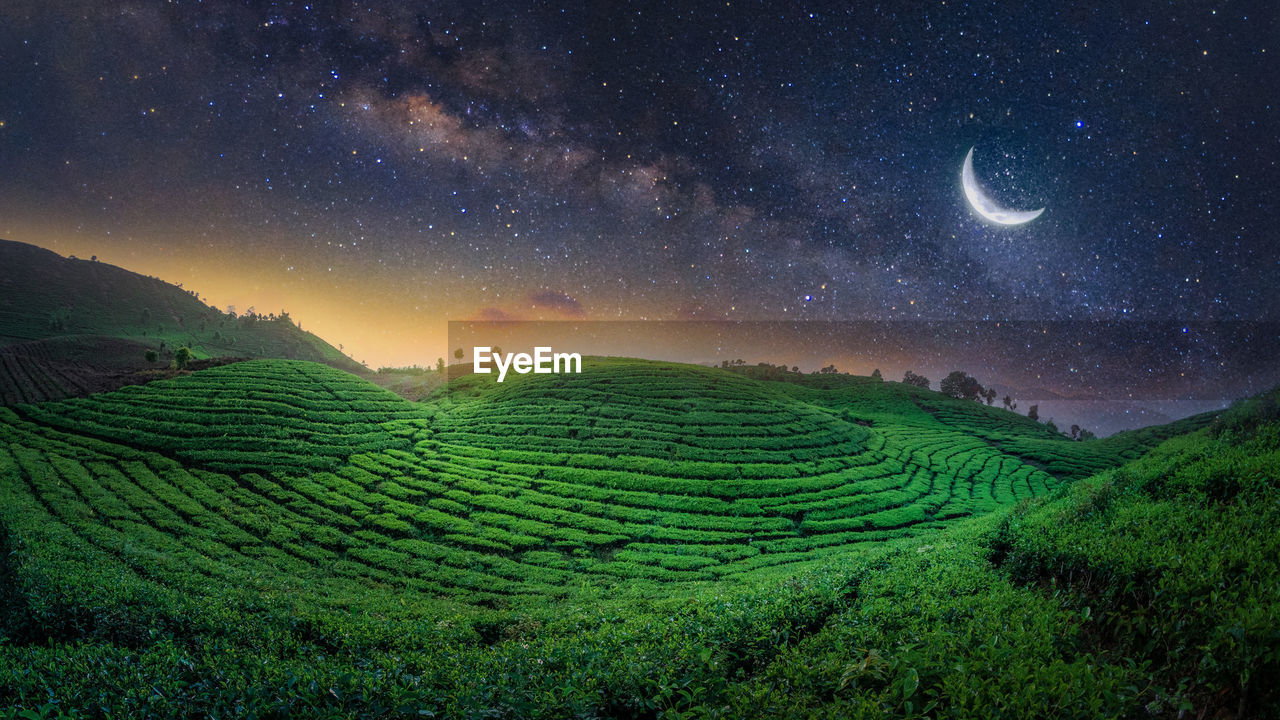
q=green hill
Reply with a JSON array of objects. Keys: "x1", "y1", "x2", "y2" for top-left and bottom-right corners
[
  {"x1": 1, "y1": 357, "x2": 1167, "y2": 607},
  {"x1": 1, "y1": 357, "x2": 1270, "y2": 718},
  {"x1": 0, "y1": 239, "x2": 363, "y2": 404}
]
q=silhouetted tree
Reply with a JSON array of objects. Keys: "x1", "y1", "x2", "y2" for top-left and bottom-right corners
[
  {"x1": 791, "y1": 366, "x2": 799, "y2": 373},
  {"x1": 1070, "y1": 424, "x2": 1081, "y2": 440},
  {"x1": 984, "y1": 387, "x2": 997, "y2": 405},
  {"x1": 1027, "y1": 404, "x2": 1039, "y2": 422},
  {"x1": 454, "y1": 348, "x2": 464, "y2": 360},
  {"x1": 1002, "y1": 395, "x2": 1013, "y2": 411},
  {"x1": 1079, "y1": 428, "x2": 1096, "y2": 441},
  {"x1": 173, "y1": 347, "x2": 192, "y2": 370},
  {"x1": 902, "y1": 371, "x2": 930, "y2": 389},
  {"x1": 436, "y1": 357, "x2": 445, "y2": 373},
  {"x1": 871, "y1": 368, "x2": 883, "y2": 381},
  {"x1": 940, "y1": 371, "x2": 985, "y2": 401}
]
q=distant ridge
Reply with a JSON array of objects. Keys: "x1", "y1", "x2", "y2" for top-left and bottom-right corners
[{"x1": 0, "y1": 238, "x2": 363, "y2": 403}]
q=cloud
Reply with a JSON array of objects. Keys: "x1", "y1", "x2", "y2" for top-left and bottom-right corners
[
  {"x1": 528, "y1": 290, "x2": 585, "y2": 318},
  {"x1": 474, "y1": 306, "x2": 515, "y2": 321}
]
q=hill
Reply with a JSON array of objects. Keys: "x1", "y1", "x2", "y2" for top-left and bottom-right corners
[
  {"x1": 0, "y1": 358, "x2": 1073, "y2": 605},
  {"x1": 0, "y1": 239, "x2": 363, "y2": 404},
  {"x1": 1, "y1": 358, "x2": 1270, "y2": 718}
]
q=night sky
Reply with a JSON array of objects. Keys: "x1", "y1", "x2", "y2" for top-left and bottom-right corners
[{"x1": 1, "y1": 1, "x2": 1277, "y2": 390}]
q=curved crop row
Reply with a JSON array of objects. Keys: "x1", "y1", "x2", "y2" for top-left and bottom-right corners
[{"x1": 0, "y1": 359, "x2": 1102, "y2": 605}]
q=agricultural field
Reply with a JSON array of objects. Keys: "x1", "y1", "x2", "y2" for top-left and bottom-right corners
[
  {"x1": 4, "y1": 358, "x2": 1103, "y2": 604},
  {"x1": 0, "y1": 240, "x2": 364, "y2": 406},
  {"x1": 0, "y1": 357, "x2": 1274, "y2": 718}
]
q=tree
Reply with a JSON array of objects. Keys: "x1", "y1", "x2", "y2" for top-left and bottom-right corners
[
  {"x1": 902, "y1": 371, "x2": 930, "y2": 389},
  {"x1": 1070, "y1": 424, "x2": 1081, "y2": 441},
  {"x1": 871, "y1": 368, "x2": 883, "y2": 381},
  {"x1": 1027, "y1": 404, "x2": 1039, "y2": 422},
  {"x1": 436, "y1": 357, "x2": 445, "y2": 373},
  {"x1": 1079, "y1": 428, "x2": 1096, "y2": 441},
  {"x1": 1002, "y1": 395, "x2": 1013, "y2": 411},
  {"x1": 454, "y1": 348, "x2": 464, "y2": 361},
  {"x1": 940, "y1": 371, "x2": 984, "y2": 402},
  {"x1": 173, "y1": 347, "x2": 192, "y2": 370},
  {"x1": 144, "y1": 349, "x2": 158, "y2": 363},
  {"x1": 984, "y1": 387, "x2": 997, "y2": 405}
]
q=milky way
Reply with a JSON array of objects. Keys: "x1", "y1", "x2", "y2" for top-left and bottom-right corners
[{"x1": 0, "y1": 1, "x2": 1276, "y2": 381}]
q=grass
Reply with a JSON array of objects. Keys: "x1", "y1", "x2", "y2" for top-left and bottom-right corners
[{"x1": 0, "y1": 356, "x2": 1273, "y2": 718}]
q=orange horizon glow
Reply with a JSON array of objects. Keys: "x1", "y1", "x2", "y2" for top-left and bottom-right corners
[
  {"x1": 4, "y1": 226, "x2": 682, "y2": 369},
  {"x1": 5, "y1": 227, "x2": 914, "y2": 375}
]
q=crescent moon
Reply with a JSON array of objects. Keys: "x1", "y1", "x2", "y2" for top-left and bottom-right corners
[{"x1": 961, "y1": 147, "x2": 1044, "y2": 225}]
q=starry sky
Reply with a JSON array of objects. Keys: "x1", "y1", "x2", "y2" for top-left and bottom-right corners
[{"x1": 1, "y1": 1, "x2": 1277, "y2": 392}]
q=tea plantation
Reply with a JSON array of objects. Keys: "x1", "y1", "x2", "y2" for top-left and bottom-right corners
[
  {"x1": 0, "y1": 239, "x2": 364, "y2": 406},
  {"x1": 0, "y1": 358, "x2": 1273, "y2": 718}
]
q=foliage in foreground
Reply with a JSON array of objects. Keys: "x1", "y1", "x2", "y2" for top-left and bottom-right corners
[{"x1": 721, "y1": 394, "x2": 1280, "y2": 718}]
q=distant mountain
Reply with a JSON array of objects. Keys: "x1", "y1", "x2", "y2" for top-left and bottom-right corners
[
  {"x1": 982, "y1": 381, "x2": 1207, "y2": 436},
  {"x1": 1020, "y1": 387, "x2": 1109, "y2": 402},
  {"x1": 0, "y1": 238, "x2": 363, "y2": 403},
  {"x1": 1025, "y1": 399, "x2": 1175, "y2": 437}
]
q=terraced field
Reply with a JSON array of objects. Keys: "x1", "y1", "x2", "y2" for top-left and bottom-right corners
[
  {"x1": 0, "y1": 357, "x2": 1200, "y2": 611},
  {"x1": 4, "y1": 356, "x2": 1266, "y2": 720}
]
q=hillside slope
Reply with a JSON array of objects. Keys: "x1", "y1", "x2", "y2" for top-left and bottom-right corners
[
  {"x1": 0, "y1": 239, "x2": 363, "y2": 403},
  {"x1": 0, "y1": 360, "x2": 1271, "y2": 718},
  {"x1": 0, "y1": 358, "x2": 1194, "y2": 605},
  {"x1": 713, "y1": 388, "x2": 1280, "y2": 719}
]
